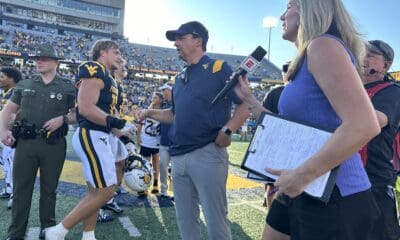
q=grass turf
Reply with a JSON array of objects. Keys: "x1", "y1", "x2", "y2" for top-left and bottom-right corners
[{"x1": 0, "y1": 140, "x2": 266, "y2": 239}]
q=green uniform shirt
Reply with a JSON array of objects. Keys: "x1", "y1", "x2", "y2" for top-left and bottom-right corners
[{"x1": 10, "y1": 74, "x2": 76, "y2": 127}]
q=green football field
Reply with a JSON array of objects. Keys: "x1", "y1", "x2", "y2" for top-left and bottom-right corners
[{"x1": 0, "y1": 137, "x2": 267, "y2": 240}]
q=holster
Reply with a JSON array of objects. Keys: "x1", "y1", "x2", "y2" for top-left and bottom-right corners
[
  {"x1": 19, "y1": 120, "x2": 37, "y2": 140},
  {"x1": 45, "y1": 123, "x2": 68, "y2": 144},
  {"x1": 10, "y1": 121, "x2": 22, "y2": 148},
  {"x1": 11, "y1": 120, "x2": 68, "y2": 145}
]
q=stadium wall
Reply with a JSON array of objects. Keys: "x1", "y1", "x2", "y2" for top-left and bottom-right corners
[{"x1": 0, "y1": 0, "x2": 125, "y2": 35}]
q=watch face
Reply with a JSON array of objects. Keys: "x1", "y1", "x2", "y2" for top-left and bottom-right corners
[{"x1": 223, "y1": 127, "x2": 232, "y2": 136}]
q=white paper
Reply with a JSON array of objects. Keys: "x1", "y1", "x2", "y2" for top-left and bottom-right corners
[{"x1": 243, "y1": 114, "x2": 333, "y2": 198}]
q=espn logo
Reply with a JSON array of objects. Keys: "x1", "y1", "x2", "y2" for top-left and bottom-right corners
[{"x1": 241, "y1": 56, "x2": 259, "y2": 72}]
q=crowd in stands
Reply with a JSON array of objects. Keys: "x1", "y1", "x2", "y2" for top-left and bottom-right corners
[
  {"x1": 0, "y1": 24, "x2": 280, "y2": 110},
  {"x1": 0, "y1": 62, "x2": 273, "y2": 114},
  {"x1": 0, "y1": 24, "x2": 282, "y2": 78}
]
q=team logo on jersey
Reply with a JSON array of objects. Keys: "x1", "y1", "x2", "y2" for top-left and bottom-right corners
[
  {"x1": 85, "y1": 64, "x2": 98, "y2": 77},
  {"x1": 99, "y1": 137, "x2": 107, "y2": 146}
]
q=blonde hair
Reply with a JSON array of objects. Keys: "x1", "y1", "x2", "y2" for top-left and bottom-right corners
[
  {"x1": 286, "y1": 0, "x2": 365, "y2": 81},
  {"x1": 91, "y1": 39, "x2": 119, "y2": 61}
]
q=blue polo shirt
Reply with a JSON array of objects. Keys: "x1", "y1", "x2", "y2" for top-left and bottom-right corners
[{"x1": 169, "y1": 55, "x2": 241, "y2": 156}]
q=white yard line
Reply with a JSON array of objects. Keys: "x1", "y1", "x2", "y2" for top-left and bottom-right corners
[
  {"x1": 26, "y1": 227, "x2": 40, "y2": 240},
  {"x1": 118, "y1": 216, "x2": 142, "y2": 237}
]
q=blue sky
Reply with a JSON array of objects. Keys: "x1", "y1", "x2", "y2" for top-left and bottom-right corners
[{"x1": 124, "y1": 0, "x2": 399, "y2": 72}]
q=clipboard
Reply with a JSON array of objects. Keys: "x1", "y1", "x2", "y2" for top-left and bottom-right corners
[
  {"x1": 246, "y1": 171, "x2": 275, "y2": 184},
  {"x1": 241, "y1": 112, "x2": 338, "y2": 203}
]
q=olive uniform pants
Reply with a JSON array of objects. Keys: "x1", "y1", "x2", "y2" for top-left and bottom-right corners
[{"x1": 7, "y1": 138, "x2": 66, "y2": 238}]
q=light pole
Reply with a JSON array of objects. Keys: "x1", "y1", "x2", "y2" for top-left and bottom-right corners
[{"x1": 262, "y1": 16, "x2": 278, "y2": 61}]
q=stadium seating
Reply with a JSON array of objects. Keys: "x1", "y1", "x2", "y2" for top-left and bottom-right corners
[{"x1": 0, "y1": 25, "x2": 281, "y2": 109}]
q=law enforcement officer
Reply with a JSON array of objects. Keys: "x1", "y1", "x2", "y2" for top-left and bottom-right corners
[
  {"x1": 0, "y1": 44, "x2": 76, "y2": 240},
  {"x1": 136, "y1": 21, "x2": 249, "y2": 240},
  {"x1": 0, "y1": 67, "x2": 22, "y2": 210}
]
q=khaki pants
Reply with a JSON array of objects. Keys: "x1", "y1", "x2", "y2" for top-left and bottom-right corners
[{"x1": 171, "y1": 142, "x2": 231, "y2": 240}]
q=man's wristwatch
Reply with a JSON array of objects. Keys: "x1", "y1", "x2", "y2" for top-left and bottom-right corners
[{"x1": 221, "y1": 126, "x2": 232, "y2": 136}]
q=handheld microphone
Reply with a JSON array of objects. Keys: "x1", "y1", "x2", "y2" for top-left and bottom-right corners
[
  {"x1": 369, "y1": 69, "x2": 378, "y2": 75},
  {"x1": 368, "y1": 68, "x2": 385, "y2": 75},
  {"x1": 211, "y1": 46, "x2": 267, "y2": 104}
]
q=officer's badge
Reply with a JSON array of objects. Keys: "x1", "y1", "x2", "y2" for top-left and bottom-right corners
[
  {"x1": 56, "y1": 93, "x2": 63, "y2": 100},
  {"x1": 202, "y1": 63, "x2": 209, "y2": 70},
  {"x1": 85, "y1": 64, "x2": 98, "y2": 77},
  {"x1": 50, "y1": 92, "x2": 56, "y2": 99}
]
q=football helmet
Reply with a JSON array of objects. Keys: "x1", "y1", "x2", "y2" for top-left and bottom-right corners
[{"x1": 124, "y1": 153, "x2": 153, "y2": 192}]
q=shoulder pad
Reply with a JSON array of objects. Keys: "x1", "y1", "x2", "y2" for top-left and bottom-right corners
[
  {"x1": 78, "y1": 61, "x2": 106, "y2": 80},
  {"x1": 212, "y1": 60, "x2": 224, "y2": 73}
]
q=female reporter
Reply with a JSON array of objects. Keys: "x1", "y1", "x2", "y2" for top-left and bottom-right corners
[{"x1": 235, "y1": 0, "x2": 381, "y2": 239}]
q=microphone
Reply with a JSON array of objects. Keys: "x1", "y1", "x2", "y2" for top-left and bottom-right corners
[
  {"x1": 211, "y1": 46, "x2": 267, "y2": 104},
  {"x1": 369, "y1": 69, "x2": 378, "y2": 75},
  {"x1": 368, "y1": 68, "x2": 385, "y2": 75}
]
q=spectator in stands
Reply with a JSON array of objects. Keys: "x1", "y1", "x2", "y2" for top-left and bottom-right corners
[
  {"x1": 361, "y1": 40, "x2": 400, "y2": 240},
  {"x1": 136, "y1": 21, "x2": 249, "y2": 240},
  {"x1": 0, "y1": 67, "x2": 22, "y2": 210},
  {"x1": 1, "y1": 44, "x2": 76, "y2": 240},
  {"x1": 234, "y1": 0, "x2": 381, "y2": 239},
  {"x1": 137, "y1": 92, "x2": 163, "y2": 196},
  {"x1": 158, "y1": 82, "x2": 174, "y2": 200}
]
